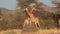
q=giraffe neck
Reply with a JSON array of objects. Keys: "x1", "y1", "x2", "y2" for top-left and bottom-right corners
[{"x1": 26, "y1": 10, "x2": 35, "y2": 18}]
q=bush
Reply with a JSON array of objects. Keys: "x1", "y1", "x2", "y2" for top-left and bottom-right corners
[{"x1": 40, "y1": 18, "x2": 55, "y2": 29}]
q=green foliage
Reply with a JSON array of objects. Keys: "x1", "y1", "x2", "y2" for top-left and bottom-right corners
[{"x1": 52, "y1": 0, "x2": 60, "y2": 14}]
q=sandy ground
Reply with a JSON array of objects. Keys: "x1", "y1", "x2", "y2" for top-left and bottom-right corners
[{"x1": 0, "y1": 28, "x2": 60, "y2": 34}]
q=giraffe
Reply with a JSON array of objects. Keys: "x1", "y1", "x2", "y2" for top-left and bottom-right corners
[{"x1": 23, "y1": 7, "x2": 40, "y2": 28}]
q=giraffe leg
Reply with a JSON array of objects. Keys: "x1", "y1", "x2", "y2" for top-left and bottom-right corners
[
  {"x1": 29, "y1": 20, "x2": 32, "y2": 26},
  {"x1": 37, "y1": 21, "x2": 40, "y2": 27},
  {"x1": 33, "y1": 22, "x2": 35, "y2": 27},
  {"x1": 35, "y1": 22, "x2": 37, "y2": 28},
  {"x1": 23, "y1": 19, "x2": 27, "y2": 27},
  {"x1": 34, "y1": 18, "x2": 40, "y2": 28},
  {"x1": 36, "y1": 19, "x2": 40, "y2": 27},
  {"x1": 37, "y1": 19, "x2": 40, "y2": 27},
  {"x1": 23, "y1": 17, "x2": 30, "y2": 27},
  {"x1": 24, "y1": 18, "x2": 28, "y2": 27}
]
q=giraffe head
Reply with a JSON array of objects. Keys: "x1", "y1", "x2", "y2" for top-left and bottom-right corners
[
  {"x1": 30, "y1": 7, "x2": 36, "y2": 13},
  {"x1": 25, "y1": 8, "x2": 29, "y2": 11}
]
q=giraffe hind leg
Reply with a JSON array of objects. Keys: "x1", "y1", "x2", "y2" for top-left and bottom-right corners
[
  {"x1": 35, "y1": 19, "x2": 40, "y2": 28},
  {"x1": 37, "y1": 22, "x2": 40, "y2": 27},
  {"x1": 37, "y1": 19, "x2": 40, "y2": 27}
]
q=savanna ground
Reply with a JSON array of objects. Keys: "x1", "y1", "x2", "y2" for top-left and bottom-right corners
[{"x1": 0, "y1": 28, "x2": 60, "y2": 34}]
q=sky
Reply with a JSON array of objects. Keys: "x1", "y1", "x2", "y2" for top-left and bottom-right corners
[{"x1": 0, "y1": 0, "x2": 56, "y2": 10}]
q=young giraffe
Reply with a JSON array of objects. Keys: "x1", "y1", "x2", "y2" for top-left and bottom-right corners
[{"x1": 23, "y1": 7, "x2": 40, "y2": 27}]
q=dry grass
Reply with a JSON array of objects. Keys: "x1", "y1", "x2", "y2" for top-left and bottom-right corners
[
  {"x1": 0, "y1": 28, "x2": 60, "y2": 34},
  {"x1": 0, "y1": 29, "x2": 22, "y2": 34}
]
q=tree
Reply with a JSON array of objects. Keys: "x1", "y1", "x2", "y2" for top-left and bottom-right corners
[
  {"x1": 17, "y1": 0, "x2": 43, "y2": 28},
  {"x1": 52, "y1": 0, "x2": 60, "y2": 14},
  {"x1": 17, "y1": 0, "x2": 38, "y2": 9},
  {"x1": 16, "y1": 0, "x2": 44, "y2": 19}
]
